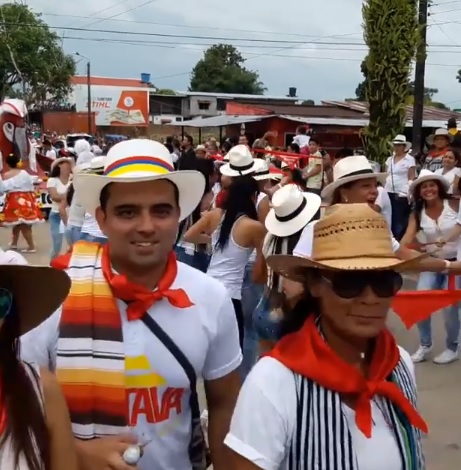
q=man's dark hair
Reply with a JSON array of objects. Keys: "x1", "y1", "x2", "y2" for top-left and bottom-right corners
[
  {"x1": 185, "y1": 135, "x2": 193, "y2": 146},
  {"x1": 99, "y1": 180, "x2": 180, "y2": 212},
  {"x1": 335, "y1": 148, "x2": 354, "y2": 160},
  {"x1": 309, "y1": 138, "x2": 320, "y2": 145}
]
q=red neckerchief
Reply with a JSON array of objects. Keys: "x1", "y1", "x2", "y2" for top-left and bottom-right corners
[
  {"x1": 101, "y1": 245, "x2": 194, "y2": 321},
  {"x1": 428, "y1": 147, "x2": 448, "y2": 158},
  {"x1": 268, "y1": 315, "x2": 428, "y2": 438}
]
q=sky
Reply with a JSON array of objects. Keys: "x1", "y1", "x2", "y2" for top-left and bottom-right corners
[{"x1": 14, "y1": 0, "x2": 461, "y2": 108}]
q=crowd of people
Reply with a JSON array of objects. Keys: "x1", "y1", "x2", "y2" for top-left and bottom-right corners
[{"x1": 0, "y1": 119, "x2": 460, "y2": 469}]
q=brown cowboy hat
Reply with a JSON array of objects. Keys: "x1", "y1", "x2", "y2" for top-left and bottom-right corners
[{"x1": 0, "y1": 257, "x2": 70, "y2": 334}]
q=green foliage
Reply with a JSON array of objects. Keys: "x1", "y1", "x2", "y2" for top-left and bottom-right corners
[
  {"x1": 155, "y1": 88, "x2": 177, "y2": 95},
  {"x1": 189, "y1": 44, "x2": 266, "y2": 95},
  {"x1": 302, "y1": 99, "x2": 315, "y2": 105},
  {"x1": 362, "y1": 0, "x2": 419, "y2": 162},
  {"x1": 0, "y1": 3, "x2": 75, "y2": 106}
]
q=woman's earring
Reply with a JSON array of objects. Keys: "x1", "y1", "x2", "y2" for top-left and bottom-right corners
[{"x1": 343, "y1": 197, "x2": 348, "y2": 203}]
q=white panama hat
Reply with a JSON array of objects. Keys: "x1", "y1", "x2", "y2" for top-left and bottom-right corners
[
  {"x1": 220, "y1": 145, "x2": 258, "y2": 177},
  {"x1": 50, "y1": 156, "x2": 73, "y2": 170},
  {"x1": 427, "y1": 128, "x2": 454, "y2": 146},
  {"x1": 321, "y1": 155, "x2": 387, "y2": 200},
  {"x1": 72, "y1": 139, "x2": 205, "y2": 221},
  {"x1": 265, "y1": 185, "x2": 322, "y2": 237},
  {"x1": 392, "y1": 134, "x2": 412, "y2": 152},
  {"x1": 253, "y1": 159, "x2": 273, "y2": 181},
  {"x1": 409, "y1": 169, "x2": 449, "y2": 196}
]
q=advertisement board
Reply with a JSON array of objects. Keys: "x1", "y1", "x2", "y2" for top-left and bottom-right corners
[{"x1": 73, "y1": 84, "x2": 149, "y2": 127}]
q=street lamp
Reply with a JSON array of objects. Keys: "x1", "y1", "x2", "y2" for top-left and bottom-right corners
[{"x1": 73, "y1": 52, "x2": 92, "y2": 135}]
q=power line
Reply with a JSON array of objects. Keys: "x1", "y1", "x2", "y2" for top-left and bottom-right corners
[
  {"x1": 59, "y1": 34, "x2": 461, "y2": 54},
  {"x1": 3, "y1": 22, "x2": 461, "y2": 49},
  {"x1": 82, "y1": 0, "x2": 163, "y2": 28},
  {"x1": 41, "y1": 12, "x2": 363, "y2": 40}
]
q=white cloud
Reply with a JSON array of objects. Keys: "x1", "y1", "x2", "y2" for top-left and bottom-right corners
[{"x1": 24, "y1": 0, "x2": 461, "y2": 105}]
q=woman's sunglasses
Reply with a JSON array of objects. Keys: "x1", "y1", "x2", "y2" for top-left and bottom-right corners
[
  {"x1": 0, "y1": 289, "x2": 13, "y2": 320},
  {"x1": 321, "y1": 270, "x2": 403, "y2": 299}
]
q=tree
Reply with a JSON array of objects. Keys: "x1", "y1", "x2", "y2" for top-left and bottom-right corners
[
  {"x1": 0, "y1": 3, "x2": 75, "y2": 106},
  {"x1": 302, "y1": 99, "x2": 315, "y2": 105},
  {"x1": 361, "y1": 0, "x2": 419, "y2": 162},
  {"x1": 189, "y1": 44, "x2": 266, "y2": 95}
]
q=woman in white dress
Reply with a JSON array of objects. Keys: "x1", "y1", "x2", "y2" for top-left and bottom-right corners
[{"x1": 0, "y1": 250, "x2": 77, "y2": 470}]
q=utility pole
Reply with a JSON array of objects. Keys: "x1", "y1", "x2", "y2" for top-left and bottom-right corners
[
  {"x1": 412, "y1": 0, "x2": 428, "y2": 155},
  {"x1": 87, "y1": 60, "x2": 92, "y2": 135}
]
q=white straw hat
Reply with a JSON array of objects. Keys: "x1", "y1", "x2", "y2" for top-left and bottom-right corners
[
  {"x1": 220, "y1": 145, "x2": 258, "y2": 177},
  {"x1": 321, "y1": 155, "x2": 387, "y2": 200},
  {"x1": 392, "y1": 134, "x2": 412, "y2": 151},
  {"x1": 427, "y1": 128, "x2": 454, "y2": 146},
  {"x1": 409, "y1": 169, "x2": 449, "y2": 195},
  {"x1": 265, "y1": 185, "x2": 322, "y2": 237},
  {"x1": 73, "y1": 139, "x2": 205, "y2": 221},
  {"x1": 253, "y1": 159, "x2": 273, "y2": 180}
]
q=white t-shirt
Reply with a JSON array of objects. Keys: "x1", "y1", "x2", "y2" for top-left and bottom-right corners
[
  {"x1": 225, "y1": 348, "x2": 414, "y2": 470},
  {"x1": 20, "y1": 262, "x2": 242, "y2": 470},
  {"x1": 376, "y1": 187, "x2": 392, "y2": 228},
  {"x1": 46, "y1": 177, "x2": 70, "y2": 212},
  {"x1": 81, "y1": 213, "x2": 106, "y2": 238},
  {"x1": 304, "y1": 151, "x2": 323, "y2": 190},
  {"x1": 434, "y1": 167, "x2": 461, "y2": 195},
  {"x1": 294, "y1": 219, "x2": 400, "y2": 257},
  {"x1": 384, "y1": 154, "x2": 416, "y2": 196}
]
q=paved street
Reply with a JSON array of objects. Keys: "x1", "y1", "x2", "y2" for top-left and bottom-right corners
[{"x1": 4, "y1": 222, "x2": 461, "y2": 468}]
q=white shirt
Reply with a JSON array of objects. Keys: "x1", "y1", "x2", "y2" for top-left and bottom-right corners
[
  {"x1": 384, "y1": 154, "x2": 415, "y2": 196},
  {"x1": 45, "y1": 149, "x2": 57, "y2": 160},
  {"x1": 434, "y1": 167, "x2": 461, "y2": 195},
  {"x1": 0, "y1": 170, "x2": 35, "y2": 194},
  {"x1": 419, "y1": 200, "x2": 458, "y2": 259},
  {"x1": 224, "y1": 349, "x2": 414, "y2": 470},
  {"x1": 46, "y1": 177, "x2": 70, "y2": 212},
  {"x1": 292, "y1": 134, "x2": 310, "y2": 149},
  {"x1": 376, "y1": 187, "x2": 392, "y2": 228},
  {"x1": 294, "y1": 219, "x2": 400, "y2": 257},
  {"x1": 81, "y1": 213, "x2": 106, "y2": 238},
  {"x1": 20, "y1": 262, "x2": 242, "y2": 470}
]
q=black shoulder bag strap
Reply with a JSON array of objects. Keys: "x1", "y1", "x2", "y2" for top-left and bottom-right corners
[{"x1": 141, "y1": 314, "x2": 211, "y2": 470}]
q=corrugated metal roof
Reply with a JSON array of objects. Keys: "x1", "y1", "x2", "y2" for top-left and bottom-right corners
[
  {"x1": 281, "y1": 115, "x2": 448, "y2": 128},
  {"x1": 322, "y1": 100, "x2": 461, "y2": 122},
  {"x1": 168, "y1": 114, "x2": 268, "y2": 128},
  {"x1": 177, "y1": 91, "x2": 299, "y2": 101}
]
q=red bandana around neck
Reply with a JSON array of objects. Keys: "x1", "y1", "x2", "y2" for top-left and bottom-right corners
[
  {"x1": 101, "y1": 245, "x2": 194, "y2": 320},
  {"x1": 268, "y1": 315, "x2": 428, "y2": 438}
]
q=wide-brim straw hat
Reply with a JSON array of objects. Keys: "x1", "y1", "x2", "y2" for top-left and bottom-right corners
[
  {"x1": 409, "y1": 169, "x2": 449, "y2": 196},
  {"x1": 0, "y1": 250, "x2": 71, "y2": 335},
  {"x1": 265, "y1": 185, "x2": 321, "y2": 237},
  {"x1": 427, "y1": 128, "x2": 454, "y2": 146},
  {"x1": 73, "y1": 139, "x2": 205, "y2": 222},
  {"x1": 220, "y1": 145, "x2": 259, "y2": 177},
  {"x1": 321, "y1": 155, "x2": 387, "y2": 200},
  {"x1": 253, "y1": 159, "x2": 273, "y2": 180},
  {"x1": 50, "y1": 156, "x2": 73, "y2": 170},
  {"x1": 266, "y1": 203, "x2": 427, "y2": 282}
]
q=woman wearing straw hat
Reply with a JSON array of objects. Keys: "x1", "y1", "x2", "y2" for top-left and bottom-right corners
[
  {"x1": 294, "y1": 155, "x2": 461, "y2": 274},
  {"x1": 252, "y1": 185, "x2": 321, "y2": 354},
  {"x1": 0, "y1": 252, "x2": 77, "y2": 470},
  {"x1": 400, "y1": 169, "x2": 460, "y2": 365},
  {"x1": 225, "y1": 204, "x2": 427, "y2": 470}
]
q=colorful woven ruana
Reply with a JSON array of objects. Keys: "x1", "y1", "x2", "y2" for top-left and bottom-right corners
[{"x1": 56, "y1": 241, "x2": 128, "y2": 439}]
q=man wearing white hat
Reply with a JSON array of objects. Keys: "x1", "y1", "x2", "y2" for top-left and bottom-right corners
[{"x1": 21, "y1": 139, "x2": 242, "y2": 470}]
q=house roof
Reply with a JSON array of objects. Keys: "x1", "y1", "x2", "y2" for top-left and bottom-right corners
[
  {"x1": 170, "y1": 115, "x2": 267, "y2": 128},
  {"x1": 71, "y1": 76, "x2": 149, "y2": 88},
  {"x1": 322, "y1": 100, "x2": 461, "y2": 122},
  {"x1": 177, "y1": 91, "x2": 299, "y2": 101}
]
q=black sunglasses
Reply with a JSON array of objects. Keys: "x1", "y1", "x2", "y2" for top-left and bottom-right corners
[{"x1": 321, "y1": 270, "x2": 403, "y2": 299}]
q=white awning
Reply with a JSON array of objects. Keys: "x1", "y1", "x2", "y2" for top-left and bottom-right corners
[{"x1": 169, "y1": 114, "x2": 271, "y2": 128}]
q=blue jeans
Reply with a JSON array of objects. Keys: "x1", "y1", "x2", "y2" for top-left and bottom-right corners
[
  {"x1": 240, "y1": 263, "x2": 264, "y2": 380},
  {"x1": 66, "y1": 225, "x2": 82, "y2": 246},
  {"x1": 175, "y1": 246, "x2": 210, "y2": 273},
  {"x1": 80, "y1": 232, "x2": 108, "y2": 245},
  {"x1": 49, "y1": 211, "x2": 63, "y2": 260},
  {"x1": 416, "y1": 272, "x2": 460, "y2": 352},
  {"x1": 254, "y1": 294, "x2": 281, "y2": 342},
  {"x1": 388, "y1": 193, "x2": 411, "y2": 241}
]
